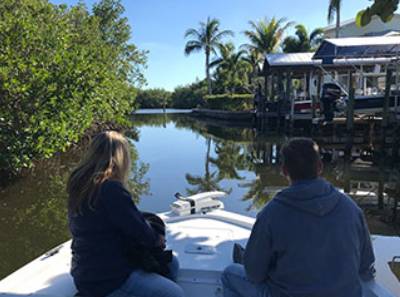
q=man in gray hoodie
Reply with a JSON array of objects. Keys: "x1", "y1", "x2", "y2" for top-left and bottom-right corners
[{"x1": 221, "y1": 138, "x2": 375, "y2": 297}]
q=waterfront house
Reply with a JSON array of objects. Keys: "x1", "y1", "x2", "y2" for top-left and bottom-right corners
[{"x1": 323, "y1": 14, "x2": 400, "y2": 38}]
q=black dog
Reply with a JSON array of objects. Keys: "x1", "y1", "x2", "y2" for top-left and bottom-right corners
[{"x1": 127, "y1": 212, "x2": 173, "y2": 277}]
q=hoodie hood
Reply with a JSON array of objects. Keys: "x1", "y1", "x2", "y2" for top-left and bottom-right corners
[{"x1": 274, "y1": 178, "x2": 341, "y2": 216}]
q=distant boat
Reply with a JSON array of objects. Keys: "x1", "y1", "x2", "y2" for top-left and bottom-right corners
[{"x1": 288, "y1": 94, "x2": 400, "y2": 116}]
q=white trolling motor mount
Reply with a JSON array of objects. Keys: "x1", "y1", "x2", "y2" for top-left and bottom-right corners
[{"x1": 170, "y1": 191, "x2": 227, "y2": 216}]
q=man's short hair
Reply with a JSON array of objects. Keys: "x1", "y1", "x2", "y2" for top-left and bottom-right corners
[{"x1": 281, "y1": 138, "x2": 321, "y2": 181}]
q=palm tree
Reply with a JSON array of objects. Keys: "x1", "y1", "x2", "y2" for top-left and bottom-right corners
[
  {"x1": 209, "y1": 140, "x2": 248, "y2": 180},
  {"x1": 185, "y1": 138, "x2": 230, "y2": 195},
  {"x1": 210, "y1": 43, "x2": 251, "y2": 93},
  {"x1": 184, "y1": 17, "x2": 234, "y2": 95},
  {"x1": 243, "y1": 17, "x2": 293, "y2": 56},
  {"x1": 242, "y1": 48, "x2": 263, "y2": 89},
  {"x1": 282, "y1": 24, "x2": 324, "y2": 53},
  {"x1": 328, "y1": 0, "x2": 342, "y2": 38},
  {"x1": 240, "y1": 176, "x2": 275, "y2": 210}
]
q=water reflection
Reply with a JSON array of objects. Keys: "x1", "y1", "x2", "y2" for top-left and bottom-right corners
[
  {"x1": 185, "y1": 138, "x2": 231, "y2": 195},
  {"x1": 132, "y1": 112, "x2": 400, "y2": 229},
  {"x1": 0, "y1": 143, "x2": 148, "y2": 279},
  {"x1": 0, "y1": 111, "x2": 399, "y2": 280}
]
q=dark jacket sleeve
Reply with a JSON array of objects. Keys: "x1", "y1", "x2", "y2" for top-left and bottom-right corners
[
  {"x1": 101, "y1": 180, "x2": 158, "y2": 248},
  {"x1": 244, "y1": 210, "x2": 273, "y2": 283},
  {"x1": 359, "y1": 212, "x2": 375, "y2": 281}
]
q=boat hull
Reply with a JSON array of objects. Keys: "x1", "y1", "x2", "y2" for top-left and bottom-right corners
[{"x1": 0, "y1": 210, "x2": 399, "y2": 297}]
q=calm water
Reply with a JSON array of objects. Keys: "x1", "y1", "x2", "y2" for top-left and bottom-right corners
[{"x1": 0, "y1": 111, "x2": 399, "y2": 279}]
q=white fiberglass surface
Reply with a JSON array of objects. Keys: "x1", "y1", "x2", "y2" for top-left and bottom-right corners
[
  {"x1": 0, "y1": 212, "x2": 399, "y2": 297},
  {"x1": 166, "y1": 217, "x2": 250, "y2": 272},
  {"x1": 372, "y1": 236, "x2": 400, "y2": 296},
  {"x1": 0, "y1": 241, "x2": 75, "y2": 296}
]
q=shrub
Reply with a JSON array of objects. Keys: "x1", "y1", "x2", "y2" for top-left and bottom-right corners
[
  {"x1": 203, "y1": 94, "x2": 254, "y2": 111},
  {"x1": 0, "y1": 0, "x2": 146, "y2": 174},
  {"x1": 171, "y1": 80, "x2": 208, "y2": 109},
  {"x1": 136, "y1": 88, "x2": 172, "y2": 109}
]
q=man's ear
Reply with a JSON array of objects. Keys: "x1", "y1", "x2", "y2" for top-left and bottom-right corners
[
  {"x1": 282, "y1": 165, "x2": 289, "y2": 178},
  {"x1": 317, "y1": 159, "x2": 323, "y2": 176}
]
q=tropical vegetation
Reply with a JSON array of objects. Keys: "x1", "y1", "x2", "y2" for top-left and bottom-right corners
[
  {"x1": 204, "y1": 94, "x2": 253, "y2": 111},
  {"x1": 136, "y1": 88, "x2": 172, "y2": 109},
  {"x1": 328, "y1": 0, "x2": 342, "y2": 38},
  {"x1": 171, "y1": 80, "x2": 208, "y2": 109},
  {"x1": 184, "y1": 17, "x2": 234, "y2": 95},
  {"x1": 0, "y1": 0, "x2": 146, "y2": 174},
  {"x1": 211, "y1": 43, "x2": 252, "y2": 93},
  {"x1": 357, "y1": 0, "x2": 398, "y2": 26},
  {"x1": 4, "y1": 0, "x2": 390, "y2": 175},
  {"x1": 282, "y1": 25, "x2": 324, "y2": 53},
  {"x1": 243, "y1": 17, "x2": 293, "y2": 56},
  {"x1": 136, "y1": 80, "x2": 207, "y2": 109}
]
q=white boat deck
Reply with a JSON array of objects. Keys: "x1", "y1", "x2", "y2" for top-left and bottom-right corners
[{"x1": 0, "y1": 209, "x2": 399, "y2": 297}]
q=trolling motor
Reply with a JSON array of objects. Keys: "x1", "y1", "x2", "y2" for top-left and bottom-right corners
[
  {"x1": 170, "y1": 191, "x2": 227, "y2": 216},
  {"x1": 321, "y1": 83, "x2": 342, "y2": 122}
]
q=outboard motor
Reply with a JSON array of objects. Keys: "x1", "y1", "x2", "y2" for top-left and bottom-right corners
[{"x1": 321, "y1": 83, "x2": 342, "y2": 122}]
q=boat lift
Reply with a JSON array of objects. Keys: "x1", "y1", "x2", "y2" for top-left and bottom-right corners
[{"x1": 261, "y1": 36, "x2": 400, "y2": 126}]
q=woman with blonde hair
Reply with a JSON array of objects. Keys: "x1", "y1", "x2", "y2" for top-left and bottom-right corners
[{"x1": 67, "y1": 131, "x2": 184, "y2": 297}]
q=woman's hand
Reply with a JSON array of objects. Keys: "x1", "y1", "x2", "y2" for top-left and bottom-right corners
[{"x1": 157, "y1": 235, "x2": 166, "y2": 250}]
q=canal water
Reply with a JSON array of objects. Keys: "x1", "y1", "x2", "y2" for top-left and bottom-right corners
[{"x1": 0, "y1": 110, "x2": 399, "y2": 279}]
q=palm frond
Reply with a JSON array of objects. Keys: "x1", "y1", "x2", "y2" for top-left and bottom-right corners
[
  {"x1": 328, "y1": 0, "x2": 341, "y2": 23},
  {"x1": 243, "y1": 17, "x2": 292, "y2": 55},
  {"x1": 184, "y1": 40, "x2": 202, "y2": 56},
  {"x1": 310, "y1": 27, "x2": 324, "y2": 42},
  {"x1": 213, "y1": 29, "x2": 234, "y2": 42},
  {"x1": 184, "y1": 28, "x2": 201, "y2": 39},
  {"x1": 209, "y1": 57, "x2": 223, "y2": 68}
]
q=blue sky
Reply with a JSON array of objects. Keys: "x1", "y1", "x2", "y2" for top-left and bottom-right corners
[{"x1": 52, "y1": 0, "x2": 371, "y2": 90}]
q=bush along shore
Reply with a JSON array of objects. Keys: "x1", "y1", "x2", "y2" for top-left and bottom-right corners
[{"x1": 0, "y1": 0, "x2": 147, "y2": 177}]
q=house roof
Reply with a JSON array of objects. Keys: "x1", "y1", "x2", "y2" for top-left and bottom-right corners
[
  {"x1": 313, "y1": 36, "x2": 400, "y2": 63},
  {"x1": 264, "y1": 52, "x2": 320, "y2": 68},
  {"x1": 323, "y1": 14, "x2": 400, "y2": 32}
]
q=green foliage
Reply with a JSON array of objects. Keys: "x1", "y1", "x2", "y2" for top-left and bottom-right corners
[
  {"x1": 283, "y1": 25, "x2": 324, "y2": 53},
  {"x1": 0, "y1": 0, "x2": 146, "y2": 173},
  {"x1": 171, "y1": 80, "x2": 208, "y2": 109},
  {"x1": 204, "y1": 94, "x2": 253, "y2": 111},
  {"x1": 136, "y1": 88, "x2": 172, "y2": 109},
  {"x1": 211, "y1": 43, "x2": 252, "y2": 93},
  {"x1": 357, "y1": 0, "x2": 398, "y2": 27},
  {"x1": 0, "y1": 139, "x2": 149, "y2": 278},
  {"x1": 327, "y1": 0, "x2": 342, "y2": 23},
  {"x1": 184, "y1": 17, "x2": 234, "y2": 94},
  {"x1": 243, "y1": 17, "x2": 293, "y2": 56}
]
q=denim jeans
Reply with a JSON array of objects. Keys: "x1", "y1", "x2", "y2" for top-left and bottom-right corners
[
  {"x1": 221, "y1": 264, "x2": 270, "y2": 297},
  {"x1": 107, "y1": 256, "x2": 184, "y2": 297}
]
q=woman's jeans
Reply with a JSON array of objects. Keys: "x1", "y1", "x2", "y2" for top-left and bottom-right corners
[
  {"x1": 107, "y1": 256, "x2": 184, "y2": 297},
  {"x1": 221, "y1": 264, "x2": 270, "y2": 297}
]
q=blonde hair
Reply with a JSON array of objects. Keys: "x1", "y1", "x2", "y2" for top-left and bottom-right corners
[{"x1": 67, "y1": 131, "x2": 131, "y2": 214}]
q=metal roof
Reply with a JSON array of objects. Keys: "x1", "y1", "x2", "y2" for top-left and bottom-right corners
[
  {"x1": 313, "y1": 36, "x2": 400, "y2": 64},
  {"x1": 264, "y1": 52, "x2": 320, "y2": 69},
  {"x1": 323, "y1": 14, "x2": 400, "y2": 32}
]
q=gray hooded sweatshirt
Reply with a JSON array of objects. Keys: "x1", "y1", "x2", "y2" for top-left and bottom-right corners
[{"x1": 244, "y1": 178, "x2": 375, "y2": 297}]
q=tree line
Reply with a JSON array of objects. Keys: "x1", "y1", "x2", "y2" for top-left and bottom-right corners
[
  {"x1": 137, "y1": 18, "x2": 324, "y2": 109},
  {"x1": 0, "y1": 0, "x2": 146, "y2": 175}
]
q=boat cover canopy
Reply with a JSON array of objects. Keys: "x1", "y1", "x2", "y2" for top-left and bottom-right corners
[
  {"x1": 263, "y1": 52, "x2": 321, "y2": 73},
  {"x1": 313, "y1": 36, "x2": 400, "y2": 64}
]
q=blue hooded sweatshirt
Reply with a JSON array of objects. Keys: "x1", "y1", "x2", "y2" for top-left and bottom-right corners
[{"x1": 244, "y1": 178, "x2": 375, "y2": 297}]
